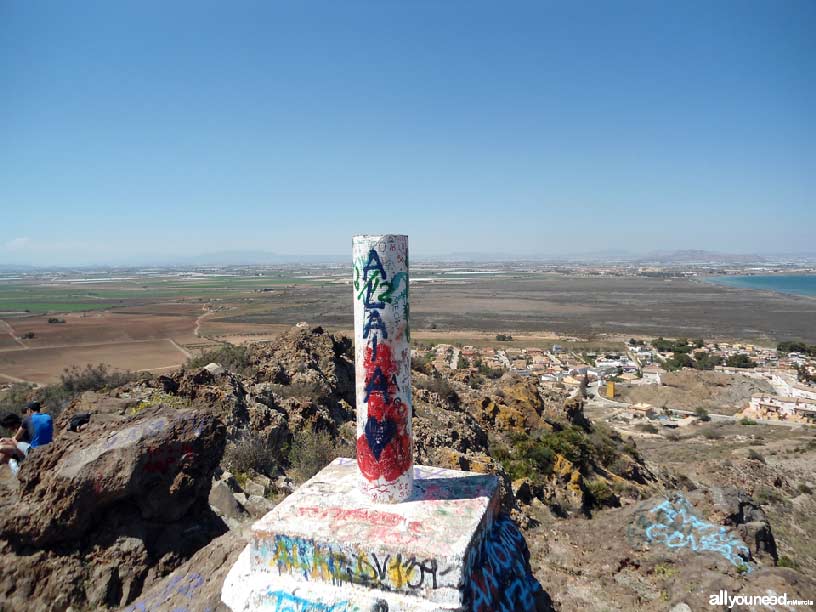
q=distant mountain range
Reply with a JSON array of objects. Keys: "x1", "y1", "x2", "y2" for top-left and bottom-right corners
[
  {"x1": 2, "y1": 249, "x2": 814, "y2": 271},
  {"x1": 159, "y1": 250, "x2": 346, "y2": 266}
]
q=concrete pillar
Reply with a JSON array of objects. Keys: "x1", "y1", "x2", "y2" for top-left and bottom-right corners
[{"x1": 352, "y1": 234, "x2": 413, "y2": 503}]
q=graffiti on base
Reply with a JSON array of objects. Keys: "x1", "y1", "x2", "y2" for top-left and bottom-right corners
[
  {"x1": 263, "y1": 591, "x2": 358, "y2": 612},
  {"x1": 466, "y1": 515, "x2": 542, "y2": 612},
  {"x1": 255, "y1": 534, "x2": 442, "y2": 592},
  {"x1": 628, "y1": 494, "x2": 752, "y2": 570}
]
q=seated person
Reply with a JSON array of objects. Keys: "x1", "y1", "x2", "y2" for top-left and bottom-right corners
[{"x1": 16, "y1": 401, "x2": 53, "y2": 449}]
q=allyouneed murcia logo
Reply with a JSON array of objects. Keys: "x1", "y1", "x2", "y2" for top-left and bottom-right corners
[{"x1": 709, "y1": 590, "x2": 814, "y2": 607}]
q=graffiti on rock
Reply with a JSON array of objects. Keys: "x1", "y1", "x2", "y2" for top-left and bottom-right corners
[
  {"x1": 466, "y1": 515, "x2": 543, "y2": 612},
  {"x1": 143, "y1": 441, "x2": 196, "y2": 474},
  {"x1": 123, "y1": 571, "x2": 208, "y2": 612},
  {"x1": 628, "y1": 494, "x2": 752, "y2": 570}
]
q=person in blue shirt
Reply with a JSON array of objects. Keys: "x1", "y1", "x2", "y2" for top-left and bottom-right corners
[{"x1": 15, "y1": 401, "x2": 53, "y2": 449}]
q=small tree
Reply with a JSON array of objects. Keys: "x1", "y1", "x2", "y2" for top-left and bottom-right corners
[{"x1": 726, "y1": 354, "x2": 756, "y2": 369}]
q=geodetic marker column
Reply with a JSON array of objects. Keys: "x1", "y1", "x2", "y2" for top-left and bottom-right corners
[{"x1": 353, "y1": 234, "x2": 413, "y2": 503}]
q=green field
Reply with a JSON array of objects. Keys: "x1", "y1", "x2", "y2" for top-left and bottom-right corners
[{"x1": 0, "y1": 276, "x2": 323, "y2": 314}]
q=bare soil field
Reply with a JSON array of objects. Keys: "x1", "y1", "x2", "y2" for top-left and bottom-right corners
[
  {"x1": 617, "y1": 370, "x2": 775, "y2": 414},
  {"x1": 0, "y1": 304, "x2": 219, "y2": 384},
  {"x1": 0, "y1": 339, "x2": 189, "y2": 384},
  {"x1": 3, "y1": 272, "x2": 815, "y2": 383},
  {"x1": 3, "y1": 309, "x2": 201, "y2": 348},
  {"x1": 212, "y1": 276, "x2": 816, "y2": 343}
]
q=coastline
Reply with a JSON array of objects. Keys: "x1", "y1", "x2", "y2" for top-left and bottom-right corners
[{"x1": 703, "y1": 274, "x2": 816, "y2": 298}]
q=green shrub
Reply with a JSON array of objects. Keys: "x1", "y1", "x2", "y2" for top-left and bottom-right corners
[
  {"x1": 797, "y1": 483, "x2": 813, "y2": 495},
  {"x1": 701, "y1": 427, "x2": 723, "y2": 440},
  {"x1": 726, "y1": 354, "x2": 756, "y2": 369},
  {"x1": 4, "y1": 364, "x2": 138, "y2": 419},
  {"x1": 187, "y1": 344, "x2": 254, "y2": 375},
  {"x1": 59, "y1": 363, "x2": 136, "y2": 395},
  {"x1": 586, "y1": 478, "x2": 618, "y2": 507},
  {"x1": 746, "y1": 448, "x2": 765, "y2": 464},
  {"x1": 415, "y1": 374, "x2": 459, "y2": 406},
  {"x1": 755, "y1": 485, "x2": 782, "y2": 505},
  {"x1": 0, "y1": 383, "x2": 35, "y2": 417},
  {"x1": 495, "y1": 424, "x2": 632, "y2": 483},
  {"x1": 777, "y1": 555, "x2": 799, "y2": 569},
  {"x1": 695, "y1": 407, "x2": 711, "y2": 421},
  {"x1": 740, "y1": 418, "x2": 758, "y2": 425}
]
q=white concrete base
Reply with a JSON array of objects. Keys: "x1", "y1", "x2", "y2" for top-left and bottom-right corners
[
  {"x1": 222, "y1": 458, "x2": 501, "y2": 611},
  {"x1": 223, "y1": 544, "x2": 456, "y2": 611}
]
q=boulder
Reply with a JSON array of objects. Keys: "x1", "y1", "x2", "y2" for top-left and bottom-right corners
[
  {"x1": 2, "y1": 405, "x2": 226, "y2": 548},
  {"x1": 209, "y1": 480, "x2": 246, "y2": 521},
  {"x1": 204, "y1": 362, "x2": 226, "y2": 376},
  {"x1": 243, "y1": 494, "x2": 274, "y2": 518},
  {"x1": 242, "y1": 479, "x2": 266, "y2": 497},
  {"x1": 0, "y1": 405, "x2": 229, "y2": 610}
]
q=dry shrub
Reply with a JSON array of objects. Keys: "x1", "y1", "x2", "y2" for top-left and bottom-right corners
[
  {"x1": 223, "y1": 432, "x2": 279, "y2": 477},
  {"x1": 288, "y1": 428, "x2": 352, "y2": 484}
]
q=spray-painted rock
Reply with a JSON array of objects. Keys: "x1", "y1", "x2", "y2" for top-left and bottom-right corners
[{"x1": 2, "y1": 405, "x2": 226, "y2": 548}]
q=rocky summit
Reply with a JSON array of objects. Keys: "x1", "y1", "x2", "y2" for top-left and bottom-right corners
[{"x1": 0, "y1": 325, "x2": 813, "y2": 611}]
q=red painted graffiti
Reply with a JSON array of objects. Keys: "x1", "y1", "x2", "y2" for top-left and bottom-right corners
[
  {"x1": 298, "y1": 506, "x2": 424, "y2": 535},
  {"x1": 143, "y1": 442, "x2": 195, "y2": 474},
  {"x1": 358, "y1": 342, "x2": 411, "y2": 482}
]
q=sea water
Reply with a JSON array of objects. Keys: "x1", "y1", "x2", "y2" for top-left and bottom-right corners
[{"x1": 707, "y1": 275, "x2": 816, "y2": 297}]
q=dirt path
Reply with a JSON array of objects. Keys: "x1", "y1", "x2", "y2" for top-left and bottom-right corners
[
  {"x1": 0, "y1": 372, "x2": 33, "y2": 384},
  {"x1": 168, "y1": 338, "x2": 192, "y2": 359},
  {"x1": 0, "y1": 337, "x2": 184, "y2": 354},
  {"x1": 0, "y1": 320, "x2": 27, "y2": 349},
  {"x1": 193, "y1": 308, "x2": 213, "y2": 338}
]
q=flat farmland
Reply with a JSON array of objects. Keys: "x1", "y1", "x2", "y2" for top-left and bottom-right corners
[
  {"x1": 2, "y1": 268, "x2": 816, "y2": 384},
  {"x1": 0, "y1": 339, "x2": 188, "y2": 384},
  {"x1": 0, "y1": 304, "x2": 220, "y2": 384},
  {"x1": 211, "y1": 275, "x2": 816, "y2": 344},
  {"x1": 4, "y1": 308, "x2": 202, "y2": 348}
]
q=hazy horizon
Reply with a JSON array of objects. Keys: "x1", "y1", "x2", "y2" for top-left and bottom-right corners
[
  {"x1": 3, "y1": 2, "x2": 814, "y2": 266},
  {"x1": 2, "y1": 246, "x2": 816, "y2": 270}
]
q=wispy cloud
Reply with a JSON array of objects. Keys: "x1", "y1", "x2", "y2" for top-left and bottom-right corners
[{"x1": 5, "y1": 237, "x2": 31, "y2": 251}]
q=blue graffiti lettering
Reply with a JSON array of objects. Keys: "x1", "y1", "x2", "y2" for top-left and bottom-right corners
[
  {"x1": 362, "y1": 249, "x2": 387, "y2": 283},
  {"x1": 265, "y1": 590, "x2": 356, "y2": 612},
  {"x1": 467, "y1": 515, "x2": 542, "y2": 612},
  {"x1": 630, "y1": 494, "x2": 752, "y2": 570}
]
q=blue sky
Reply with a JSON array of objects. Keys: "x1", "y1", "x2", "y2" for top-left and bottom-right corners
[{"x1": 1, "y1": 1, "x2": 814, "y2": 265}]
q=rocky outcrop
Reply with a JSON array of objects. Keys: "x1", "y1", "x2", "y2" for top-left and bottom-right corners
[
  {"x1": 694, "y1": 486, "x2": 779, "y2": 565},
  {"x1": 118, "y1": 531, "x2": 245, "y2": 612},
  {"x1": 0, "y1": 406, "x2": 227, "y2": 611}
]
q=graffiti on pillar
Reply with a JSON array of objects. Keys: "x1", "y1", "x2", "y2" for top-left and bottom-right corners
[
  {"x1": 352, "y1": 235, "x2": 413, "y2": 502},
  {"x1": 628, "y1": 494, "x2": 752, "y2": 570}
]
